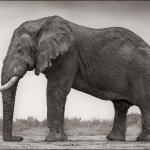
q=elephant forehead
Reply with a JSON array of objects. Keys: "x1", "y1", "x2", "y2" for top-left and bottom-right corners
[
  {"x1": 17, "y1": 17, "x2": 52, "y2": 34},
  {"x1": 16, "y1": 22, "x2": 40, "y2": 35},
  {"x1": 19, "y1": 34, "x2": 30, "y2": 40},
  {"x1": 12, "y1": 35, "x2": 29, "y2": 47},
  {"x1": 23, "y1": 22, "x2": 40, "y2": 33}
]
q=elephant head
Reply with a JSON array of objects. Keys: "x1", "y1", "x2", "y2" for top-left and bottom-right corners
[{"x1": 1, "y1": 16, "x2": 74, "y2": 141}]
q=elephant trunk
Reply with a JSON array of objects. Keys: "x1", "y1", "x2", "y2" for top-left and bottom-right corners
[
  {"x1": 1, "y1": 64, "x2": 19, "y2": 141},
  {"x1": 2, "y1": 85, "x2": 18, "y2": 141}
]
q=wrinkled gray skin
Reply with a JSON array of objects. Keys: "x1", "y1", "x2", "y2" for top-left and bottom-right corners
[{"x1": 2, "y1": 15, "x2": 150, "y2": 142}]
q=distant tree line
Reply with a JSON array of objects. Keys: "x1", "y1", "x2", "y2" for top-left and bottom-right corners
[{"x1": 0, "y1": 113, "x2": 141, "y2": 135}]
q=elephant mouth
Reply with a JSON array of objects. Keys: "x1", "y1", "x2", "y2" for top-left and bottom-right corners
[
  {"x1": 1, "y1": 57, "x2": 30, "y2": 92},
  {"x1": 0, "y1": 76, "x2": 19, "y2": 92}
]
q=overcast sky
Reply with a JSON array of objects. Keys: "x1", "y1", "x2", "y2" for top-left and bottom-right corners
[{"x1": 0, "y1": 1, "x2": 149, "y2": 121}]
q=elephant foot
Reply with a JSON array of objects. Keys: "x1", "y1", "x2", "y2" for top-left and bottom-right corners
[
  {"x1": 106, "y1": 131, "x2": 125, "y2": 141},
  {"x1": 44, "y1": 131, "x2": 68, "y2": 142},
  {"x1": 137, "y1": 132, "x2": 150, "y2": 141},
  {"x1": 4, "y1": 136, "x2": 23, "y2": 142}
]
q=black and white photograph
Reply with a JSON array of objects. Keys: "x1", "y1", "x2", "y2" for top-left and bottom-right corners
[{"x1": 0, "y1": 1, "x2": 150, "y2": 149}]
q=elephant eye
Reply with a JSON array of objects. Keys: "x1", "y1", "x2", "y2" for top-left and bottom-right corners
[{"x1": 18, "y1": 48, "x2": 23, "y2": 53}]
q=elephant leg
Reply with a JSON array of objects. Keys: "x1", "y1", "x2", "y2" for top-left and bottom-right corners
[
  {"x1": 106, "y1": 99, "x2": 132, "y2": 141},
  {"x1": 137, "y1": 103, "x2": 150, "y2": 141},
  {"x1": 44, "y1": 81, "x2": 68, "y2": 142}
]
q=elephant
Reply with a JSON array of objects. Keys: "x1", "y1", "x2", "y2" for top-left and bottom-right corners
[{"x1": 1, "y1": 15, "x2": 150, "y2": 142}]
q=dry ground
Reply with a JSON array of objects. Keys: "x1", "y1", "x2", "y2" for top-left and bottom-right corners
[
  {"x1": 1, "y1": 135, "x2": 150, "y2": 149},
  {"x1": 0, "y1": 125, "x2": 150, "y2": 149}
]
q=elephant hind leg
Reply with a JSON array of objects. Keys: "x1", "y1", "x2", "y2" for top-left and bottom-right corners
[
  {"x1": 136, "y1": 102, "x2": 150, "y2": 141},
  {"x1": 130, "y1": 79, "x2": 150, "y2": 141},
  {"x1": 106, "y1": 99, "x2": 132, "y2": 141}
]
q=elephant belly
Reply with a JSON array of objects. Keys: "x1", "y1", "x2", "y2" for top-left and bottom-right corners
[
  {"x1": 72, "y1": 73, "x2": 128, "y2": 101},
  {"x1": 95, "y1": 90, "x2": 127, "y2": 100}
]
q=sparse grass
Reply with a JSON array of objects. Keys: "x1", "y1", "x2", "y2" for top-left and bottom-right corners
[
  {"x1": 64, "y1": 117, "x2": 113, "y2": 136},
  {"x1": 0, "y1": 113, "x2": 141, "y2": 136}
]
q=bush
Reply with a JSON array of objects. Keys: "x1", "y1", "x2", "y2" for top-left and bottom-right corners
[{"x1": 127, "y1": 113, "x2": 141, "y2": 127}]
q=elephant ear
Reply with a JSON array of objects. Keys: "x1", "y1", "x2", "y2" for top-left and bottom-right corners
[{"x1": 35, "y1": 16, "x2": 74, "y2": 75}]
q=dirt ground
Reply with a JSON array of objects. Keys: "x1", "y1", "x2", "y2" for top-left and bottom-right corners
[
  {"x1": 0, "y1": 125, "x2": 149, "y2": 149},
  {"x1": 1, "y1": 134, "x2": 150, "y2": 149}
]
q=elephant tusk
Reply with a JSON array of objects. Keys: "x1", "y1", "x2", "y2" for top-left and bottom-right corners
[{"x1": 0, "y1": 76, "x2": 19, "y2": 92}]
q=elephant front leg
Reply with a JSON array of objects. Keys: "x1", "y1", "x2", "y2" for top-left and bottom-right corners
[
  {"x1": 44, "y1": 82, "x2": 68, "y2": 142},
  {"x1": 106, "y1": 99, "x2": 131, "y2": 141}
]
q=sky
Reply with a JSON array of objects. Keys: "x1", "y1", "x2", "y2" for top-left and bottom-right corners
[{"x1": 0, "y1": 1, "x2": 149, "y2": 121}]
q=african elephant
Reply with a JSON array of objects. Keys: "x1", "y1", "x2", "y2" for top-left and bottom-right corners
[{"x1": 1, "y1": 15, "x2": 150, "y2": 142}]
